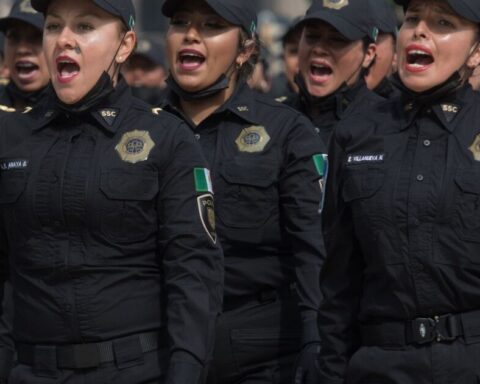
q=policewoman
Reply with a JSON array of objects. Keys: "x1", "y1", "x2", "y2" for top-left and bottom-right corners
[
  {"x1": 319, "y1": 0, "x2": 480, "y2": 383},
  {"x1": 285, "y1": 0, "x2": 382, "y2": 146},
  {"x1": 159, "y1": 0, "x2": 326, "y2": 383},
  {"x1": 0, "y1": 0, "x2": 223, "y2": 382},
  {"x1": 364, "y1": 0, "x2": 399, "y2": 99},
  {"x1": 0, "y1": 0, "x2": 49, "y2": 111}
]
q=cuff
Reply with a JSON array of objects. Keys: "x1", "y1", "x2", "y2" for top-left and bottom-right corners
[{"x1": 166, "y1": 351, "x2": 204, "y2": 384}]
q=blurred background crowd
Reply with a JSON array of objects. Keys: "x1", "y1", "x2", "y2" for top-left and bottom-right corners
[{"x1": 0, "y1": 0, "x2": 401, "y2": 101}]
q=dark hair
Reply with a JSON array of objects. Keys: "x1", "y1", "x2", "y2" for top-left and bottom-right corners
[{"x1": 237, "y1": 29, "x2": 260, "y2": 80}]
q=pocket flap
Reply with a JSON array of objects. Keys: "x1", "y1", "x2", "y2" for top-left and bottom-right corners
[
  {"x1": 221, "y1": 163, "x2": 277, "y2": 188},
  {"x1": 342, "y1": 170, "x2": 384, "y2": 202},
  {"x1": 100, "y1": 170, "x2": 159, "y2": 200},
  {"x1": 455, "y1": 170, "x2": 480, "y2": 194}
]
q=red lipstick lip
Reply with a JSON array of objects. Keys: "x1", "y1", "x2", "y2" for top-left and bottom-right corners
[
  {"x1": 405, "y1": 44, "x2": 434, "y2": 73},
  {"x1": 56, "y1": 55, "x2": 79, "y2": 66},
  {"x1": 55, "y1": 55, "x2": 80, "y2": 84}
]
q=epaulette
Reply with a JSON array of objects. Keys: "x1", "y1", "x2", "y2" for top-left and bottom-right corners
[{"x1": 0, "y1": 104, "x2": 15, "y2": 113}]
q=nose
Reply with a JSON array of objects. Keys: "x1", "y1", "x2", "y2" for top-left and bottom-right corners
[
  {"x1": 413, "y1": 19, "x2": 428, "y2": 40},
  {"x1": 311, "y1": 39, "x2": 329, "y2": 57},
  {"x1": 184, "y1": 23, "x2": 201, "y2": 43},
  {"x1": 56, "y1": 27, "x2": 77, "y2": 51}
]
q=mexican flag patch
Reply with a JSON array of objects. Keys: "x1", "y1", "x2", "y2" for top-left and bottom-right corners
[{"x1": 194, "y1": 168, "x2": 213, "y2": 193}]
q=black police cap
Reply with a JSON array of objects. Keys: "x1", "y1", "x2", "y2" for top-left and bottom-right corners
[
  {"x1": 31, "y1": 0, "x2": 136, "y2": 30},
  {"x1": 369, "y1": 0, "x2": 397, "y2": 36},
  {"x1": 0, "y1": 0, "x2": 45, "y2": 32},
  {"x1": 300, "y1": 0, "x2": 378, "y2": 42},
  {"x1": 282, "y1": 16, "x2": 303, "y2": 45},
  {"x1": 394, "y1": 0, "x2": 480, "y2": 24},
  {"x1": 162, "y1": 0, "x2": 258, "y2": 36},
  {"x1": 134, "y1": 37, "x2": 165, "y2": 67}
]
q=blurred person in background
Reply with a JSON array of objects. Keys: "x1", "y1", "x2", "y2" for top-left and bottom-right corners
[
  {"x1": 271, "y1": 17, "x2": 302, "y2": 100},
  {"x1": 0, "y1": 0, "x2": 49, "y2": 110},
  {"x1": 122, "y1": 35, "x2": 167, "y2": 104},
  {"x1": 284, "y1": 0, "x2": 382, "y2": 145},
  {"x1": 364, "y1": 0, "x2": 399, "y2": 98},
  {"x1": 247, "y1": 45, "x2": 272, "y2": 93},
  {"x1": 0, "y1": 34, "x2": 10, "y2": 84}
]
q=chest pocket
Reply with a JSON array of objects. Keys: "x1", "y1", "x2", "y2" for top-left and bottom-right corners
[
  {"x1": 0, "y1": 170, "x2": 27, "y2": 204},
  {"x1": 453, "y1": 169, "x2": 480, "y2": 243},
  {"x1": 342, "y1": 168, "x2": 384, "y2": 237},
  {"x1": 218, "y1": 163, "x2": 278, "y2": 229},
  {"x1": 99, "y1": 169, "x2": 159, "y2": 243}
]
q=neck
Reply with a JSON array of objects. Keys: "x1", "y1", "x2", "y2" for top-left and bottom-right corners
[{"x1": 179, "y1": 77, "x2": 237, "y2": 125}]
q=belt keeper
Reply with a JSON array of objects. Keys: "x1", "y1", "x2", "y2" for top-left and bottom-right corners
[{"x1": 33, "y1": 346, "x2": 58, "y2": 378}]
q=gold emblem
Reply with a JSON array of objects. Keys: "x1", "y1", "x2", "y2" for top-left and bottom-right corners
[
  {"x1": 0, "y1": 105, "x2": 15, "y2": 113},
  {"x1": 115, "y1": 130, "x2": 155, "y2": 164},
  {"x1": 20, "y1": 0, "x2": 37, "y2": 13},
  {"x1": 151, "y1": 108, "x2": 162, "y2": 115},
  {"x1": 323, "y1": 0, "x2": 349, "y2": 10},
  {"x1": 469, "y1": 134, "x2": 480, "y2": 161},
  {"x1": 235, "y1": 125, "x2": 270, "y2": 153},
  {"x1": 22, "y1": 107, "x2": 33, "y2": 114}
]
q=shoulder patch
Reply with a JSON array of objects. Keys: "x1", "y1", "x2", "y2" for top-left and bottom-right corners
[{"x1": 197, "y1": 194, "x2": 217, "y2": 244}]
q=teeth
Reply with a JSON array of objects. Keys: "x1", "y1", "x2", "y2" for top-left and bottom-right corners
[
  {"x1": 17, "y1": 62, "x2": 35, "y2": 68},
  {"x1": 409, "y1": 50, "x2": 430, "y2": 56},
  {"x1": 312, "y1": 63, "x2": 329, "y2": 69}
]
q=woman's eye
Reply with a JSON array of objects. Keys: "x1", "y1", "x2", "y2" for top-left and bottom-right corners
[
  {"x1": 438, "y1": 19, "x2": 454, "y2": 28},
  {"x1": 204, "y1": 21, "x2": 226, "y2": 29},
  {"x1": 78, "y1": 23, "x2": 94, "y2": 32},
  {"x1": 170, "y1": 18, "x2": 189, "y2": 26},
  {"x1": 45, "y1": 23, "x2": 60, "y2": 32},
  {"x1": 404, "y1": 15, "x2": 418, "y2": 24}
]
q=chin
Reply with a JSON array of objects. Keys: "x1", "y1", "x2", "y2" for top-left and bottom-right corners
[{"x1": 55, "y1": 89, "x2": 83, "y2": 105}]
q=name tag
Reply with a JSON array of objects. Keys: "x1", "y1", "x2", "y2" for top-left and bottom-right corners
[
  {"x1": 346, "y1": 153, "x2": 385, "y2": 165},
  {"x1": 0, "y1": 159, "x2": 29, "y2": 171}
]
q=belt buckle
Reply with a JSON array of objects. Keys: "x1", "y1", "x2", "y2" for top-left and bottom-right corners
[
  {"x1": 433, "y1": 314, "x2": 457, "y2": 343},
  {"x1": 412, "y1": 317, "x2": 436, "y2": 344}
]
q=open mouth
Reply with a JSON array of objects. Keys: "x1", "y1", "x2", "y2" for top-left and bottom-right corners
[
  {"x1": 56, "y1": 56, "x2": 80, "y2": 82},
  {"x1": 310, "y1": 63, "x2": 333, "y2": 77},
  {"x1": 178, "y1": 50, "x2": 205, "y2": 70},
  {"x1": 406, "y1": 47, "x2": 434, "y2": 70},
  {"x1": 15, "y1": 61, "x2": 39, "y2": 79}
]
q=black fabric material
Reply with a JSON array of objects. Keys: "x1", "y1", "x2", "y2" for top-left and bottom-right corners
[
  {"x1": 300, "y1": 0, "x2": 378, "y2": 41},
  {"x1": 159, "y1": 81, "x2": 326, "y2": 349},
  {"x1": 320, "y1": 73, "x2": 480, "y2": 383},
  {"x1": 394, "y1": 0, "x2": 480, "y2": 23},
  {"x1": 165, "y1": 74, "x2": 230, "y2": 102},
  {"x1": 31, "y1": 0, "x2": 136, "y2": 30},
  {"x1": 206, "y1": 296, "x2": 302, "y2": 384},
  {"x1": 162, "y1": 0, "x2": 257, "y2": 35},
  {"x1": 0, "y1": 76, "x2": 224, "y2": 375},
  {"x1": 0, "y1": 0, "x2": 44, "y2": 32}
]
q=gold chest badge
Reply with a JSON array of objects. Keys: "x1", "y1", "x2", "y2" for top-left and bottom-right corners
[
  {"x1": 323, "y1": 0, "x2": 349, "y2": 10},
  {"x1": 469, "y1": 134, "x2": 480, "y2": 161},
  {"x1": 115, "y1": 130, "x2": 155, "y2": 164},
  {"x1": 235, "y1": 125, "x2": 270, "y2": 153}
]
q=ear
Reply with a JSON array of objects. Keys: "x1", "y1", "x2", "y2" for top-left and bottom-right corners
[
  {"x1": 362, "y1": 42, "x2": 377, "y2": 69},
  {"x1": 466, "y1": 41, "x2": 480, "y2": 69},
  {"x1": 116, "y1": 30, "x2": 137, "y2": 64},
  {"x1": 236, "y1": 38, "x2": 256, "y2": 67}
]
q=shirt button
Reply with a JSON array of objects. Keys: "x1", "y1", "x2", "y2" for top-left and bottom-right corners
[
  {"x1": 194, "y1": 134, "x2": 201, "y2": 140},
  {"x1": 423, "y1": 139, "x2": 431, "y2": 147},
  {"x1": 416, "y1": 174, "x2": 424, "y2": 181}
]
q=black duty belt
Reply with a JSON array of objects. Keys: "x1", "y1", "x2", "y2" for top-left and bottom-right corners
[
  {"x1": 361, "y1": 310, "x2": 480, "y2": 347},
  {"x1": 223, "y1": 283, "x2": 297, "y2": 312},
  {"x1": 17, "y1": 331, "x2": 159, "y2": 370}
]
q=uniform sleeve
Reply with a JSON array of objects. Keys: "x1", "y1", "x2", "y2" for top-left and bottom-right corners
[
  {"x1": 156, "y1": 122, "x2": 224, "y2": 371},
  {"x1": 279, "y1": 114, "x2": 327, "y2": 345},
  {"x1": 318, "y1": 131, "x2": 364, "y2": 384}
]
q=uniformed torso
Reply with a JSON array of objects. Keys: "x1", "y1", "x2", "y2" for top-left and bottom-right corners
[{"x1": 334, "y1": 85, "x2": 480, "y2": 320}]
